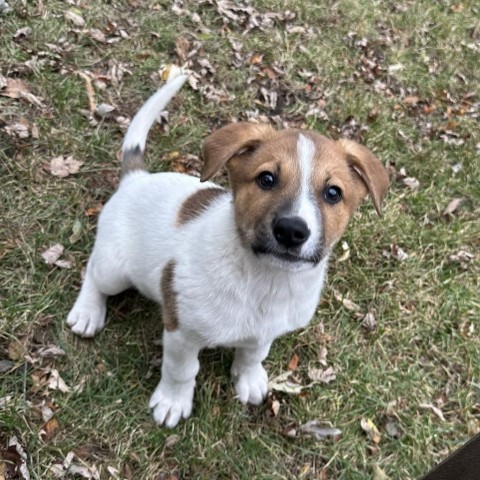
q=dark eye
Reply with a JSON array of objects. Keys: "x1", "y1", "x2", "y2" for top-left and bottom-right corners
[
  {"x1": 257, "y1": 171, "x2": 276, "y2": 190},
  {"x1": 324, "y1": 185, "x2": 342, "y2": 204}
]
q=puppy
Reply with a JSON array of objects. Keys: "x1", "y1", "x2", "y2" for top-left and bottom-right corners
[{"x1": 67, "y1": 73, "x2": 389, "y2": 428}]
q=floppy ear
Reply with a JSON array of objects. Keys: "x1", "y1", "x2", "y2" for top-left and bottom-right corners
[
  {"x1": 201, "y1": 122, "x2": 275, "y2": 182},
  {"x1": 339, "y1": 139, "x2": 389, "y2": 215}
]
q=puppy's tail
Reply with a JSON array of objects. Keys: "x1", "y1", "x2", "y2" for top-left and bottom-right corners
[{"x1": 121, "y1": 72, "x2": 189, "y2": 177}]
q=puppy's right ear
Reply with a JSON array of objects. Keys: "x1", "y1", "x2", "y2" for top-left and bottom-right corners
[{"x1": 201, "y1": 122, "x2": 275, "y2": 182}]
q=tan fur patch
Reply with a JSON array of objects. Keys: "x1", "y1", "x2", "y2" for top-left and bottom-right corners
[
  {"x1": 177, "y1": 187, "x2": 226, "y2": 225},
  {"x1": 121, "y1": 146, "x2": 146, "y2": 177},
  {"x1": 227, "y1": 130, "x2": 302, "y2": 246},
  {"x1": 304, "y1": 132, "x2": 363, "y2": 251},
  {"x1": 160, "y1": 260, "x2": 178, "y2": 332}
]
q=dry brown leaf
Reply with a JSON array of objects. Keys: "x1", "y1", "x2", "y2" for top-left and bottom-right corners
[
  {"x1": 85, "y1": 204, "x2": 103, "y2": 217},
  {"x1": 40, "y1": 417, "x2": 60, "y2": 442},
  {"x1": 50, "y1": 156, "x2": 84, "y2": 177},
  {"x1": 442, "y1": 198, "x2": 463, "y2": 217},
  {"x1": 287, "y1": 353, "x2": 299, "y2": 371},
  {"x1": 77, "y1": 71, "x2": 96, "y2": 113},
  {"x1": 250, "y1": 52, "x2": 263, "y2": 65},
  {"x1": 307, "y1": 366, "x2": 336, "y2": 384},
  {"x1": 0, "y1": 77, "x2": 30, "y2": 98},
  {"x1": 360, "y1": 417, "x2": 381, "y2": 444},
  {"x1": 403, "y1": 95, "x2": 420, "y2": 106}
]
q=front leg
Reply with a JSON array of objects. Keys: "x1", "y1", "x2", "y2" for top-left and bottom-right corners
[
  {"x1": 231, "y1": 343, "x2": 272, "y2": 405},
  {"x1": 149, "y1": 331, "x2": 200, "y2": 428}
]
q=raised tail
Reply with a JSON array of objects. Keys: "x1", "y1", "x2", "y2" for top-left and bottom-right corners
[{"x1": 121, "y1": 73, "x2": 189, "y2": 177}]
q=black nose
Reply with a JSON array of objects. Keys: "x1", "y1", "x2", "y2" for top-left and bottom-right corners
[{"x1": 273, "y1": 216, "x2": 310, "y2": 248}]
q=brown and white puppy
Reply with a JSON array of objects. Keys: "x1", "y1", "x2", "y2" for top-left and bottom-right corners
[{"x1": 67, "y1": 76, "x2": 389, "y2": 427}]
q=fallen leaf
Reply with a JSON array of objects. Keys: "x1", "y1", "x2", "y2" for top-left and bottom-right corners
[
  {"x1": 419, "y1": 402, "x2": 445, "y2": 421},
  {"x1": 41, "y1": 244, "x2": 64, "y2": 265},
  {"x1": 47, "y1": 368, "x2": 71, "y2": 393},
  {"x1": 95, "y1": 103, "x2": 115, "y2": 117},
  {"x1": 362, "y1": 312, "x2": 377, "y2": 332},
  {"x1": 50, "y1": 156, "x2": 84, "y2": 177},
  {"x1": 287, "y1": 353, "x2": 299, "y2": 371},
  {"x1": 299, "y1": 420, "x2": 342, "y2": 440},
  {"x1": 385, "y1": 420, "x2": 401, "y2": 438},
  {"x1": 271, "y1": 399, "x2": 280, "y2": 416},
  {"x1": 13, "y1": 27, "x2": 32, "y2": 40},
  {"x1": 318, "y1": 346, "x2": 328, "y2": 366},
  {"x1": 442, "y1": 198, "x2": 463, "y2": 217},
  {"x1": 390, "y1": 243, "x2": 409, "y2": 261},
  {"x1": 334, "y1": 291, "x2": 361, "y2": 311},
  {"x1": 8, "y1": 340, "x2": 25, "y2": 361},
  {"x1": 4, "y1": 122, "x2": 30, "y2": 138},
  {"x1": 40, "y1": 417, "x2": 59, "y2": 442},
  {"x1": 449, "y1": 250, "x2": 474, "y2": 264},
  {"x1": 268, "y1": 371, "x2": 304, "y2": 394},
  {"x1": 360, "y1": 417, "x2": 382, "y2": 444},
  {"x1": 0, "y1": 77, "x2": 30, "y2": 98},
  {"x1": 373, "y1": 464, "x2": 390, "y2": 480},
  {"x1": 69, "y1": 219, "x2": 83, "y2": 244},
  {"x1": 307, "y1": 366, "x2": 336, "y2": 384},
  {"x1": 65, "y1": 10, "x2": 86, "y2": 27},
  {"x1": 37, "y1": 345, "x2": 66, "y2": 358},
  {"x1": 164, "y1": 434, "x2": 180, "y2": 449},
  {"x1": 403, "y1": 95, "x2": 420, "y2": 105},
  {"x1": 7, "y1": 436, "x2": 30, "y2": 480},
  {"x1": 402, "y1": 177, "x2": 420, "y2": 189},
  {"x1": 337, "y1": 241, "x2": 350, "y2": 262}
]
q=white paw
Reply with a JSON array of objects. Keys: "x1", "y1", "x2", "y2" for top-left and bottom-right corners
[
  {"x1": 149, "y1": 380, "x2": 194, "y2": 428},
  {"x1": 67, "y1": 305, "x2": 106, "y2": 338},
  {"x1": 232, "y1": 364, "x2": 268, "y2": 405}
]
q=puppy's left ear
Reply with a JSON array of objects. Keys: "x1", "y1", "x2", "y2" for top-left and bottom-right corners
[
  {"x1": 201, "y1": 122, "x2": 275, "y2": 182},
  {"x1": 339, "y1": 139, "x2": 389, "y2": 215}
]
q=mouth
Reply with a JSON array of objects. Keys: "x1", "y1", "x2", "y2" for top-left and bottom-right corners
[{"x1": 252, "y1": 244, "x2": 322, "y2": 265}]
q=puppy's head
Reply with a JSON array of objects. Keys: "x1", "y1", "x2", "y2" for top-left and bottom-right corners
[{"x1": 202, "y1": 123, "x2": 389, "y2": 271}]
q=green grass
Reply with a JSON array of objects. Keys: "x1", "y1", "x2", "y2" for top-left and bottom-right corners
[{"x1": 1, "y1": 0, "x2": 479, "y2": 478}]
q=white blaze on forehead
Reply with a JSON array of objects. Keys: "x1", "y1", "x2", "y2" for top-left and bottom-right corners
[{"x1": 296, "y1": 134, "x2": 321, "y2": 254}]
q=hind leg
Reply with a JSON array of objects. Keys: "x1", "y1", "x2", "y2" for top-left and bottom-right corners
[{"x1": 67, "y1": 251, "x2": 131, "y2": 338}]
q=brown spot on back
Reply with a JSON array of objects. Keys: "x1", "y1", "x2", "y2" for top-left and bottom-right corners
[
  {"x1": 177, "y1": 187, "x2": 227, "y2": 225},
  {"x1": 121, "y1": 145, "x2": 146, "y2": 177},
  {"x1": 160, "y1": 260, "x2": 178, "y2": 332}
]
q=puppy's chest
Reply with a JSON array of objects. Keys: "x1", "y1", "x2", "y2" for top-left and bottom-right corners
[{"x1": 176, "y1": 267, "x2": 322, "y2": 348}]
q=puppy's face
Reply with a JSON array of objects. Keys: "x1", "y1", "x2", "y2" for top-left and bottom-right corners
[{"x1": 202, "y1": 124, "x2": 389, "y2": 271}]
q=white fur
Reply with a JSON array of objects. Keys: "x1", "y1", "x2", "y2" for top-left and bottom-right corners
[
  {"x1": 67, "y1": 82, "x2": 329, "y2": 428},
  {"x1": 122, "y1": 74, "x2": 189, "y2": 153}
]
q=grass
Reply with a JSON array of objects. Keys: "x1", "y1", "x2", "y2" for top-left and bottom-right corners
[{"x1": 1, "y1": 0, "x2": 479, "y2": 478}]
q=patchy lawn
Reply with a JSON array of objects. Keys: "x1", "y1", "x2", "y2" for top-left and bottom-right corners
[{"x1": 1, "y1": 0, "x2": 479, "y2": 479}]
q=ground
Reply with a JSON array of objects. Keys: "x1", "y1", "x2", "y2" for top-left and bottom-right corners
[{"x1": 0, "y1": 1, "x2": 479, "y2": 479}]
